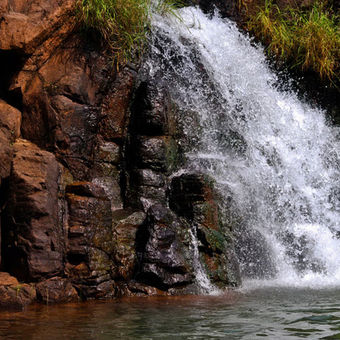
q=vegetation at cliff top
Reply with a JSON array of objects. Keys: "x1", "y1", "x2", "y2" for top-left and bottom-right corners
[
  {"x1": 243, "y1": 0, "x2": 339, "y2": 85},
  {"x1": 76, "y1": 0, "x2": 184, "y2": 66}
]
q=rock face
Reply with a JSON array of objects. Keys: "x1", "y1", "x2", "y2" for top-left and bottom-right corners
[
  {"x1": 136, "y1": 205, "x2": 194, "y2": 290},
  {"x1": 170, "y1": 174, "x2": 241, "y2": 287},
  {"x1": 3, "y1": 139, "x2": 63, "y2": 281},
  {"x1": 0, "y1": 100, "x2": 21, "y2": 180},
  {"x1": 0, "y1": 0, "x2": 241, "y2": 307}
]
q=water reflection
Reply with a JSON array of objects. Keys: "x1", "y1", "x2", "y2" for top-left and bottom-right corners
[{"x1": 1, "y1": 289, "x2": 340, "y2": 339}]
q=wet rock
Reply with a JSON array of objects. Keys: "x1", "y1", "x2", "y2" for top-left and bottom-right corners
[
  {"x1": 184, "y1": 0, "x2": 239, "y2": 20},
  {"x1": 235, "y1": 227, "x2": 277, "y2": 279},
  {"x1": 169, "y1": 173, "x2": 218, "y2": 224},
  {"x1": 0, "y1": 284, "x2": 36, "y2": 310},
  {"x1": 36, "y1": 277, "x2": 79, "y2": 304},
  {"x1": 170, "y1": 173, "x2": 241, "y2": 287},
  {"x1": 132, "y1": 169, "x2": 166, "y2": 188},
  {"x1": 92, "y1": 175, "x2": 123, "y2": 211},
  {"x1": 3, "y1": 140, "x2": 63, "y2": 281},
  {"x1": 98, "y1": 68, "x2": 136, "y2": 142},
  {"x1": 136, "y1": 204, "x2": 194, "y2": 289},
  {"x1": 95, "y1": 141, "x2": 120, "y2": 164},
  {"x1": 112, "y1": 209, "x2": 146, "y2": 281},
  {"x1": 119, "y1": 281, "x2": 169, "y2": 297},
  {"x1": 130, "y1": 81, "x2": 177, "y2": 136},
  {"x1": 137, "y1": 136, "x2": 179, "y2": 173},
  {"x1": 65, "y1": 182, "x2": 114, "y2": 299}
]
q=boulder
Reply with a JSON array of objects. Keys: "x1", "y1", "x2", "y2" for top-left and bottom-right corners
[
  {"x1": 36, "y1": 277, "x2": 79, "y2": 304},
  {"x1": 3, "y1": 140, "x2": 63, "y2": 281},
  {"x1": 0, "y1": 284, "x2": 36, "y2": 310}
]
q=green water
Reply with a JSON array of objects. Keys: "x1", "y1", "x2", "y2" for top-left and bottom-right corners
[{"x1": 1, "y1": 288, "x2": 340, "y2": 339}]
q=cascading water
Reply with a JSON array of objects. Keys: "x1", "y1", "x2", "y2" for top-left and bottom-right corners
[
  {"x1": 146, "y1": 6, "x2": 340, "y2": 289},
  {"x1": 188, "y1": 228, "x2": 220, "y2": 295}
]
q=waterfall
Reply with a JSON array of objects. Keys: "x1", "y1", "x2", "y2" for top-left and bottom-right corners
[
  {"x1": 147, "y1": 6, "x2": 340, "y2": 289},
  {"x1": 188, "y1": 228, "x2": 220, "y2": 295}
]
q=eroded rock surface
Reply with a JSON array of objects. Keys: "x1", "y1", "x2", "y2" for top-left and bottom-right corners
[
  {"x1": 3, "y1": 139, "x2": 63, "y2": 281},
  {"x1": 36, "y1": 277, "x2": 79, "y2": 304},
  {"x1": 0, "y1": 0, "x2": 241, "y2": 307}
]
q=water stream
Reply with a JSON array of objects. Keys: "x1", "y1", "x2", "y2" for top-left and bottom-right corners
[{"x1": 146, "y1": 6, "x2": 340, "y2": 289}]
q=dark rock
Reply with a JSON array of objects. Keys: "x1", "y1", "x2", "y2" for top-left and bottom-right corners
[
  {"x1": 130, "y1": 81, "x2": 177, "y2": 136},
  {"x1": 137, "y1": 136, "x2": 179, "y2": 173},
  {"x1": 3, "y1": 140, "x2": 63, "y2": 281},
  {"x1": 36, "y1": 277, "x2": 79, "y2": 304},
  {"x1": 170, "y1": 173, "x2": 241, "y2": 287},
  {"x1": 136, "y1": 204, "x2": 194, "y2": 289},
  {"x1": 65, "y1": 184, "x2": 114, "y2": 299},
  {"x1": 169, "y1": 173, "x2": 218, "y2": 223}
]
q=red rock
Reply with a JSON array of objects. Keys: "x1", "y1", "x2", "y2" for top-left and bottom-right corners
[
  {"x1": 0, "y1": 0, "x2": 75, "y2": 54},
  {"x1": 36, "y1": 277, "x2": 79, "y2": 304},
  {"x1": 0, "y1": 284, "x2": 36, "y2": 310},
  {"x1": 0, "y1": 100, "x2": 21, "y2": 179},
  {"x1": 3, "y1": 140, "x2": 63, "y2": 281},
  {"x1": 0, "y1": 99, "x2": 21, "y2": 139},
  {"x1": 99, "y1": 68, "x2": 136, "y2": 141},
  {"x1": 0, "y1": 272, "x2": 19, "y2": 286},
  {"x1": 112, "y1": 210, "x2": 146, "y2": 281}
]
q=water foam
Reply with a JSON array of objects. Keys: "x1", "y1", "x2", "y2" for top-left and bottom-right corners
[{"x1": 148, "y1": 7, "x2": 340, "y2": 290}]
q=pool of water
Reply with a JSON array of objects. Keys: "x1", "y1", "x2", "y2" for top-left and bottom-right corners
[{"x1": 1, "y1": 288, "x2": 340, "y2": 339}]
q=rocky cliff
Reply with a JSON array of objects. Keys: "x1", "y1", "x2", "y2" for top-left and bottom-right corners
[{"x1": 0, "y1": 0, "x2": 241, "y2": 308}]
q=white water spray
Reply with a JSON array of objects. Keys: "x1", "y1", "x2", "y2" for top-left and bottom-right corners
[
  {"x1": 188, "y1": 229, "x2": 220, "y2": 294},
  {"x1": 148, "y1": 7, "x2": 340, "y2": 289}
]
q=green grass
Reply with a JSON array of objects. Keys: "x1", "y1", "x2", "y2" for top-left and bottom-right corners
[
  {"x1": 76, "y1": 0, "x2": 184, "y2": 66},
  {"x1": 246, "y1": 0, "x2": 339, "y2": 83}
]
